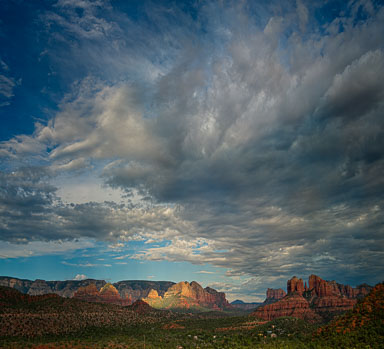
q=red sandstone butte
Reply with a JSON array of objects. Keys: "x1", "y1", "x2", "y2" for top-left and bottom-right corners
[
  {"x1": 252, "y1": 274, "x2": 370, "y2": 322},
  {"x1": 266, "y1": 288, "x2": 286, "y2": 300},
  {"x1": 73, "y1": 283, "x2": 131, "y2": 306},
  {"x1": 254, "y1": 293, "x2": 321, "y2": 322}
]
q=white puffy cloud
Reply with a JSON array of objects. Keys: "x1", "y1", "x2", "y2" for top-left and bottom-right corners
[{"x1": 73, "y1": 273, "x2": 87, "y2": 280}]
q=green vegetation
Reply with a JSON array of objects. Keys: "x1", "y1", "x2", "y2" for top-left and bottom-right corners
[{"x1": 1, "y1": 285, "x2": 383, "y2": 348}]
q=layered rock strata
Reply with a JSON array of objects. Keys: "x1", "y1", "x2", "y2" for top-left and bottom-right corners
[
  {"x1": 253, "y1": 275, "x2": 372, "y2": 323},
  {"x1": 143, "y1": 281, "x2": 232, "y2": 311},
  {"x1": 73, "y1": 283, "x2": 131, "y2": 306}
]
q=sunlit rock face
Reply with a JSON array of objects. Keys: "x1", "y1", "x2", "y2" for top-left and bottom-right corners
[
  {"x1": 143, "y1": 281, "x2": 232, "y2": 311},
  {"x1": 252, "y1": 275, "x2": 372, "y2": 323}
]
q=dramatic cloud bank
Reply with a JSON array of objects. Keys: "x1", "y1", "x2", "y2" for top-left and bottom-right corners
[{"x1": 1, "y1": 0, "x2": 383, "y2": 297}]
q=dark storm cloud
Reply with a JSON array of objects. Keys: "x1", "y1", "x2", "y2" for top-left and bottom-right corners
[
  {"x1": 1, "y1": 0, "x2": 384, "y2": 290},
  {"x1": 0, "y1": 168, "x2": 189, "y2": 243}
]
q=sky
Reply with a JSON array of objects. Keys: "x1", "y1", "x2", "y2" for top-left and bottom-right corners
[{"x1": 0, "y1": 0, "x2": 383, "y2": 302}]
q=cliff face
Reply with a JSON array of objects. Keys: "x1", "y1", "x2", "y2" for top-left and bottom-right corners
[
  {"x1": 261, "y1": 288, "x2": 287, "y2": 306},
  {"x1": 0, "y1": 277, "x2": 229, "y2": 312},
  {"x1": 254, "y1": 293, "x2": 322, "y2": 322},
  {"x1": 73, "y1": 283, "x2": 131, "y2": 306},
  {"x1": 143, "y1": 281, "x2": 232, "y2": 311},
  {"x1": 0, "y1": 277, "x2": 106, "y2": 298},
  {"x1": 253, "y1": 275, "x2": 371, "y2": 323},
  {"x1": 316, "y1": 283, "x2": 384, "y2": 340},
  {"x1": 0, "y1": 277, "x2": 172, "y2": 301},
  {"x1": 0, "y1": 277, "x2": 33, "y2": 294},
  {"x1": 287, "y1": 276, "x2": 305, "y2": 295},
  {"x1": 266, "y1": 288, "x2": 286, "y2": 300},
  {"x1": 113, "y1": 280, "x2": 175, "y2": 301}
]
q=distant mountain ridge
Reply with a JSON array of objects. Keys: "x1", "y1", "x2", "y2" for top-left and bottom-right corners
[
  {"x1": 230, "y1": 299, "x2": 262, "y2": 311},
  {"x1": 0, "y1": 276, "x2": 174, "y2": 301},
  {"x1": 0, "y1": 276, "x2": 231, "y2": 312}
]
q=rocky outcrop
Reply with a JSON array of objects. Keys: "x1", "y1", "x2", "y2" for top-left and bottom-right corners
[
  {"x1": 267, "y1": 288, "x2": 286, "y2": 300},
  {"x1": 308, "y1": 275, "x2": 372, "y2": 300},
  {"x1": 143, "y1": 281, "x2": 232, "y2": 311},
  {"x1": 73, "y1": 284, "x2": 100, "y2": 303},
  {"x1": 353, "y1": 284, "x2": 372, "y2": 299},
  {"x1": 73, "y1": 283, "x2": 131, "y2": 306},
  {"x1": 46, "y1": 279, "x2": 106, "y2": 298},
  {"x1": 146, "y1": 289, "x2": 161, "y2": 300},
  {"x1": 253, "y1": 275, "x2": 371, "y2": 323},
  {"x1": 0, "y1": 277, "x2": 230, "y2": 312},
  {"x1": 113, "y1": 280, "x2": 175, "y2": 301},
  {"x1": 126, "y1": 299, "x2": 155, "y2": 314},
  {"x1": 0, "y1": 276, "x2": 173, "y2": 301},
  {"x1": 0, "y1": 277, "x2": 106, "y2": 298},
  {"x1": 316, "y1": 283, "x2": 384, "y2": 339},
  {"x1": 27, "y1": 279, "x2": 53, "y2": 296},
  {"x1": 0, "y1": 277, "x2": 33, "y2": 294},
  {"x1": 254, "y1": 293, "x2": 321, "y2": 322},
  {"x1": 287, "y1": 276, "x2": 305, "y2": 295},
  {"x1": 261, "y1": 288, "x2": 287, "y2": 306}
]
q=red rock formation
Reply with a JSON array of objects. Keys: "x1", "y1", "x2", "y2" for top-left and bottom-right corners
[
  {"x1": 127, "y1": 299, "x2": 154, "y2": 314},
  {"x1": 353, "y1": 284, "x2": 372, "y2": 299},
  {"x1": 312, "y1": 296, "x2": 356, "y2": 317},
  {"x1": 261, "y1": 288, "x2": 287, "y2": 306},
  {"x1": 287, "y1": 276, "x2": 304, "y2": 295},
  {"x1": 203, "y1": 285, "x2": 232, "y2": 309},
  {"x1": 73, "y1": 283, "x2": 131, "y2": 306},
  {"x1": 146, "y1": 289, "x2": 161, "y2": 299},
  {"x1": 143, "y1": 281, "x2": 232, "y2": 311},
  {"x1": 253, "y1": 293, "x2": 321, "y2": 322},
  {"x1": 266, "y1": 288, "x2": 286, "y2": 300},
  {"x1": 308, "y1": 274, "x2": 338, "y2": 297},
  {"x1": 99, "y1": 283, "x2": 121, "y2": 302},
  {"x1": 73, "y1": 284, "x2": 100, "y2": 303},
  {"x1": 253, "y1": 274, "x2": 369, "y2": 323}
]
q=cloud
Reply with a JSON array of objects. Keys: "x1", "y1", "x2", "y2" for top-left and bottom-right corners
[
  {"x1": 73, "y1": 273, "x2": 87, "y2": 280},
  {"x1": 0, "y1": 167, "x2": 193, "y2": 243},
  {"x1": 1, "y1": 1, "x2": 384, "y2": 295},
  {"x1": 0, "y1": 58, "x2": 19, "y2": 107},
  {"x1": 62, "y1": 261, "x2": 111, "y2": 267},
  {"x1": 195, "y1": 270, "x2": 215, "y2": 274},
  {"x1": 0, "y1": 239, "x2": 94, "y2": 259}
]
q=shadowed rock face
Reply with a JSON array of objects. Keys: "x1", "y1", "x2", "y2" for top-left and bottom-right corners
[
  {"x1": 255, "y1": 293, "x2": 322, "y2": 322},
  {"x1": 252, "y1": 275, "x2": 373, "y2": 323},
  {"x1": 126, "y1": 299, "x2": 155, "y2": 314},
  {"x1": 0, "y1": 277, "x2": 107, "y2": 297},
  {"x1": 287, "y1": 276, "x2": 304, "y2": 295},
  {"x1": 113, "y1": 280, "x2": 175, "y2": 301},
  {"x1": 143, "y1": 281, "x2": 232, "y2": 311},
  {"x1": 0, "y1": 277, "x2": 230, "y2": 312},
  {"x1": 73, "y1": 283, "x2": 131, "y2": 306},
  {"x1": 263, "y1": 288, "x2": 287, "y2": 305},
  {"x1": 266, "y1": 288, "x2": 286, "y2": 300},
  {"x1": 0, "y1": 277, "x2": 173, "y2": 301}
]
